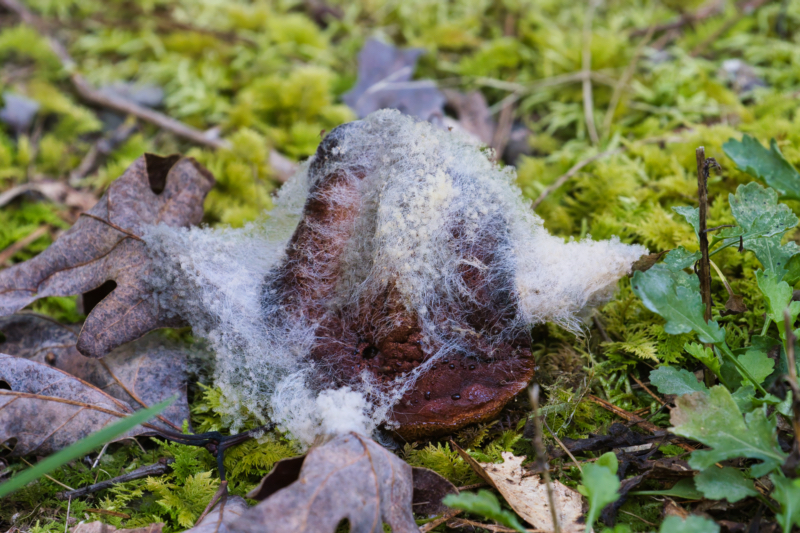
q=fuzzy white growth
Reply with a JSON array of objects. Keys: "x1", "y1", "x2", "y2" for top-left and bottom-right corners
[{"x1": 144, "y1": 110, "x2": 647, "y2": 447}]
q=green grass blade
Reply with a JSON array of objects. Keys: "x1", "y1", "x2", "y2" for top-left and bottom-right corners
[{"x1": 0, "y1": 396, "x2": 174, "y2": 498}]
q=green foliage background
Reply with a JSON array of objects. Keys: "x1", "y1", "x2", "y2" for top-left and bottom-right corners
[{"x1": 1, "y1": 0, "x2": 800, "y2": 531}]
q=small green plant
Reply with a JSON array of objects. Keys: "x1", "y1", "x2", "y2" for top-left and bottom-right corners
[
  {"x1": 632, "y1": 136, "x2": 800, "y2": 533},
  {"x1": 443, "y1": 489, "x2": 527, "y2": 533},
  {"x1": 577, "y1": 452, "x2": 621, "y2": 533}
]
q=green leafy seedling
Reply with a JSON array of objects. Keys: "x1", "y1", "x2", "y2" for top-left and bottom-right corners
[
  {"x1": 671, "y1": 386, "x2": 786, "y2": 477},
  {"x1": 443, "y1": 489, "x2": 526, "y2": 533},
  {"x1": 658, "y1": 515, "x2": 720, "y2": 533},
  {"x1": 770, "y1": 474, "x2": 800, "y2": 533},
  {"x1": 723, "y1": 135, "x2": 800, "y2": 200},
  {"x1": 577, "y1": 451, "x2": 620, "y2": 533},
  {"x1": 650, "y1": 366, "x2": 708, "y2": 396},
  {"x1": 694, "y1": 467, "x2": 756, "y2": 503},
  {"x1": 0, "y1": 397, "x2": 174, "y2": 498},
  {"x1": 629, "y1": 477, "x2": 703, "y2": 500}
]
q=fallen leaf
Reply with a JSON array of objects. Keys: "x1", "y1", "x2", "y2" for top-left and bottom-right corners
[
  {"x1": 442, "y1": 89, "x2": 495, "y2": 145},
  {"x1": 452, "y1": 442, "x2": 583, "y2": 533},
  {"x1": 553, "y1": 422, "x2": 651, "y2": 457},
  {"x1": 0, "y1": 153, "x2": 214, "y2": 358},
  {"x1": 412, "y1": 467, "x2": 459, "y2": 517},
  {"x1": 0, "y1": 353, "x2": 168, "y2": 455},
  {"x1": 229, "y1": 432, "x2": 418, "y2": 533},
  {"x1": 185, "y1": 496, "x2": 250, "y2": 533},
  {"x1": 245, "y1": 455, "x2": 305, "y2": 501},
  {"x1": 0, "y1": 313, "x2": 191, "y2": 431},
  {"x1": 72, "y1": 522, "x2": 163, "y2": 533},
  {"x1": 342, "y1": 39, "x2": 445, "y2": 123},
  {"x1": 0, "y1": 91, "x2": 39, "y2": 133}
]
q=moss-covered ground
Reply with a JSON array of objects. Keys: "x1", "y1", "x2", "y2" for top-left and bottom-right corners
[{"x1": 1, "y1": 0, "x2": 799, "y2": 531}]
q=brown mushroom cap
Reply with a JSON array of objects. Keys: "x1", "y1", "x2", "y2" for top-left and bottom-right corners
[{"x1": 264, "y1": 121, "x2": 535, "y2": 438}]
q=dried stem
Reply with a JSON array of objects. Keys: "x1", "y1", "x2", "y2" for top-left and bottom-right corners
[
  {"x1": 602, "y1": 23, "x2": 655, "y2": 138},
  {"x1": 529, "y1": 385, "x2": 561, "y2": 533},
  {"x1": 696, "y1": 147, "x2": 713, "y2": 324},
  {"x1": 582, "y1": 0, "x2": 601, "y2": 145},
  {"x1": 56, "y1": 459, "x2": 173, "y2": 500},
  {"x1": 782, "y1": 310, "x2": 800, "y2": 452}
]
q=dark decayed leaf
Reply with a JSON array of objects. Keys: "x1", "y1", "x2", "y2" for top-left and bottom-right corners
[
  {"x1": 0, "y1": 314, "x2": 190, "y2": 431},
  {"x1": 229, "y1": 433, "x2": 417, "y2": 533},
  {"x1": 0, "y1": 353, "x2": 170, "y2": 456},
  {"x1": 442, "y1": 89, "x2": 495, "y2": 145},
  {"x1": 411, "y1": 466, "x2": 459, "y2": 517},
  {"x1": 0, "y1": 154, "x2": 214, "y2": 358},
  {"x1": 342, "y1": 39, "x2": 445, "y2": 122},
  {"x1": 185, "y1": 496, "x2": 250, "y2": 533},
  {"x1": 554, "y1": 422, "x2": 651, "y2": 457}
]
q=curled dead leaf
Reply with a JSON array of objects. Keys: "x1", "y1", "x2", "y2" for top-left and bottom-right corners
[
  {"x1": 0, "y1": 353, "x2": 168, "y2": 456},
  {"x1": 229, "y1": 432, "x2": 417, "y2": 533},
  {"x1": 0, "y1": 313, "x2": 191, "y2": 431},
  {"x1": 0, "y1": 153, "x2": 214, "y2": 358},
  {"x1": 411, "y1": 466, "x2": 459, "y2": 517}
]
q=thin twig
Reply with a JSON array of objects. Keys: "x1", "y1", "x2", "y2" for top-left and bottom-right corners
[
  {"x1": 56, "y1": 459, "x2": 173, "y2": 500},
  {"x1": 419, "y1": 509, "x2": 463, "y2": 532},
  {"x1": 1, "y1": 443, "x2": 74, "y2": 491},
  {"x1": 629, "y1": 0, "x2": 725, "y2": 37},
  {"x1": 531, "y1": 148, "x2": 625, "y2": 210},
  {"x1": 542, "y1": 417, "x2": 582, "y2": 474},
  {"x1": 196, "y1": 480, "x2": 228, "y2": 525},
  {"x1": 696, "y1": 148, "x2": 713, "y2": 323},
  {"x1": 491, "y1": 96, "x2": 516, "y2": 161},
  {"x1": 582, "y1": 0, "x2": 601, "y2": 145},
  {"x1": 630, "y1": 374, "x2": 665, "y2": 406},
  {"x1": 0, "y1": 226, "x2": 50, "y2": 266},
  {"x1": 690, "y1": 0, "x2": 773, "y2": 57},
  {"x1": 528, "y1": 385, "x2": 561, "y2": 533},
  {"x1": 0, "y1": 0, "x2": 298, "y2": 183},
  {"x1": 602, "y1": 23, "x2": 655, "y2": 138},
  {"x1": 69, "y1": 119, "x2": 138, "y2": 186},
  {"x1": 782, "y1": 310, "x2": 800, "y2": 452}
]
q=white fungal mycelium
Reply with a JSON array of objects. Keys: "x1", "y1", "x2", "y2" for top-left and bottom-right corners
[{"x1": 144, "y1": 110, "x2": 647, "y2": 447}]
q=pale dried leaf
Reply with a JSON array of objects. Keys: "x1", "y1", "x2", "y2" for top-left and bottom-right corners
[
  {"x1": 453, "y1": 442, "x2": 584, "y2": 533},
  {"x1": 0, "y1": 353, "x2": 166, "y2": 456},
  {"x1": 229, "y1": 433, "x2": 417, "y2": 533},
  {"x1": 0, "y1": 153, "x2": 214, "y2": 358},
  {"x1": 0, "y1": 314, "x2": 190, "y2": 431}
]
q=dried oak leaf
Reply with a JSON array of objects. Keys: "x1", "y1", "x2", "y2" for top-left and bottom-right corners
[
  {"x1": 0, "y1": 353, "x2": 168, "y2": 456},
  {"x1": 229, "y1": 432, "x2": 418, "y2": 533},
  {"x1": 452, "y1": 442, "x2": 584, "y2": 533},
  {"x1": 0, "y1": 313, "x2": 190, "y2": 431},
  {"x1": 0, "y1": 153, "x2": 214, "y2": 358},
  {"x1": 342, "y1": 39, "x2": 445, "y2": 122}
]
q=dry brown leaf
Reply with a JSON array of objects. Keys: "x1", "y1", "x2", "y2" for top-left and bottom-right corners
[
  {"x1": 229, "y1": 432, "x2": 417, "y2": 533},
  {"x1": 185, "y1": 496, "x2": 250, "y2": 533},
  {"x1": 452, "y1": 442, "x2": 584, "y2": 533},
  {"x1": 71, "y1": 522, "x2": 163, "y2": 533},
  {"x1": 0, "y1": 153, "x2": 214, "y2": 358},
  {"x1": 442, "y1": 90, "x2": 495, "y2": 145},
  {"x1": 0, "y1": 353, "x2": 169, "y2": 455},
  {"x1": 0, "y1": 314, "x2": 191, "y2": 431}
]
